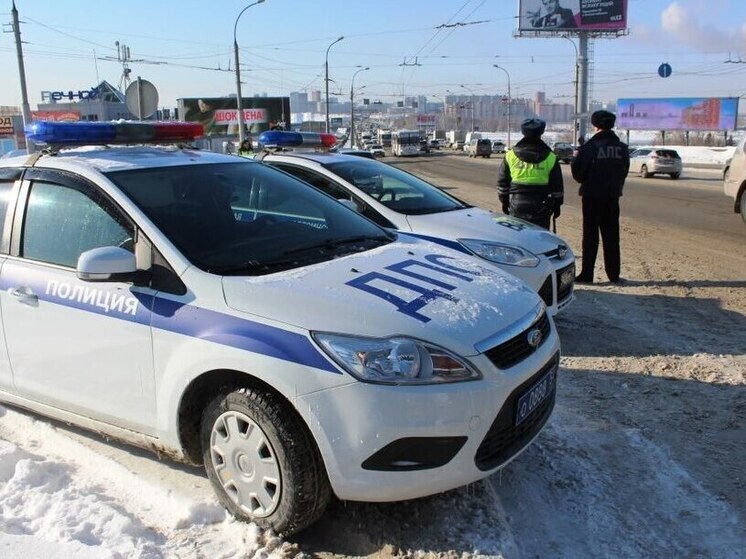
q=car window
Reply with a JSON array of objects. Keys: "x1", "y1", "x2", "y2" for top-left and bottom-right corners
[
  {"x1": 0, "y1": 180, "x2": 14, "y2": 253},
  {"x1": 656, "y1": 150, "x2": 680, "y2": 159},
  {"x1": 22, "y1": 180, "x2": 133, "y2": 268},
  {"x1": 324, "y1": 158, "x2": 468, "y2": 215},
  {"x1": 635, "y1": 149, "x2": 651, "y2": 156},
  {"x1": 272, "y1": 164, "x2": 351, "y2": 200},
  {"x1": 107, "y1": 162, "x2": 390, "y2": 275}
]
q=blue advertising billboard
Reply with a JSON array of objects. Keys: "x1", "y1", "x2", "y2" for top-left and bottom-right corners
[{"x1": 617, "y1": 98, "x2": 739, "y2": 131}]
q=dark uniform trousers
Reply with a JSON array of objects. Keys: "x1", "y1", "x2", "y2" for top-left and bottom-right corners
[{"x1": 581, "y1": 196, "x2": 620, "y2": 281}]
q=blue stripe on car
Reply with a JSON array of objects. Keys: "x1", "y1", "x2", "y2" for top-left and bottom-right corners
[{"x1": 0, "y1": 271, "x2": 339, "y2": 374}]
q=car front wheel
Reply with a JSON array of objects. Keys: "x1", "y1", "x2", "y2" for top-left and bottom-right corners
[
  {"x1": 641, "y1": 164, "x2": 651, "y2": 178},
  {"x1": 201, "y1": 386, "x2": 331, "y2": 535},
  {"x1": 740, "y1": 191, "x2": 746, "y2": 224},
  {"x1": 670, "y1": 172, "x2": 680, "y2": 180}
]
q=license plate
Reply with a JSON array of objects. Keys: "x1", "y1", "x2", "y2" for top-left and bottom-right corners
[
  {"x1": 515, "y1": 364, "x2": 557, "y2": 426},
  {"x1": 559, "y1": 266, "x2": 575, "y2": 290}
]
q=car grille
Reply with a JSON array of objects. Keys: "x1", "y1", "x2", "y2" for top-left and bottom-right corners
[
  {"x1": 474, "y1": 353, "x2": 559, "y2": 471},
  {"x1": 538, "y1": 276, "x2": 553, "y2": 307},
  {"x1": 556, "y1": 263, "x2": 575, "y2": 302},
  {"x1": 484, "y1": 311, "x2": 551, "y2": 370}
]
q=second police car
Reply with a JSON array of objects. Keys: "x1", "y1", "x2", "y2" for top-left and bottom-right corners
[
  {"x1": 257, "y1": 131, "x2": 575, "y2": 315},
  {"x1": 0, "y1": 122, "x2": 560, "y2": 536}
]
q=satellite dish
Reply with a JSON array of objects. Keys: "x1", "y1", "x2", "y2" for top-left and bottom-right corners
[{"x1": 125, "y1": 78, "x2": 159, "y2": 119}]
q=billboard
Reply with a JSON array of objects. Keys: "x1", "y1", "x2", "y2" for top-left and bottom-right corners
[
  {"x1": 617, "y1": 98, "x2": 739, "y2": 131},
  {"x1": 31, "y1": 110, "x2": 81, "y2": 122},
  {"x1": 178, "y1": 97, "x2": 290, "y2": 136},
  {"x1": 518, "y1": 0, "x2": 627, "y2": 33},
  {"x1": 416, "y1": 114, "x2": 437, "y2": 126},
  {"x1": 0, "y1": 116, "x2": 13, "y2": 136}
]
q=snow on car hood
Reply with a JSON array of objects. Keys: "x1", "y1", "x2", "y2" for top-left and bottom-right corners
[
  {"x1": 222, "y1": 236, "x2": 540, "y2": 357},
  {"x1": 405, "y1": 207, "x2": 567, "y2": 255}
]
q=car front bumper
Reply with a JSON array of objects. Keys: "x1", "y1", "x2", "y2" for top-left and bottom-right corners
[{"x1": 295, "y1": 334, "x2": 561, "y2": 502}]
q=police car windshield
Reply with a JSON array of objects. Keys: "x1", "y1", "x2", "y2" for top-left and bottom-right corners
[
  {"x1": 323, "y1": 159, "x2": 470, "y2": 215},
  {"x1": 106, "y1": 162, "x2": 392, "y2": 275}
]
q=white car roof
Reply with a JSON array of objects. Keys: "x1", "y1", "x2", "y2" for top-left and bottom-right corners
[{"x1": 0, "y1": 145, "x2": 247, "y2": 173}]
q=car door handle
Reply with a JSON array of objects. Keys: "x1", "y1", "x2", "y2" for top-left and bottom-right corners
[{"x1": 8, "y1": 286, "x2": 39, "y2": 306}]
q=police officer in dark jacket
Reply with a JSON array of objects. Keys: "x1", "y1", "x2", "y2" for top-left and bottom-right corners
[
  {"x1": 571, "y1": 110, "x2": 630, "y2": 283},
  {"x1": 497, "y1": 118, "x2": 563, "y2": 229}
]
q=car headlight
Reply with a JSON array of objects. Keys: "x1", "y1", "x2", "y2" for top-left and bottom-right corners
[
  {"x1": 312, "y1": 333, "x2": 480, "y2": 385},
  {"x1": 458, "y1": 239, "x2": 540, "y2": 267}
]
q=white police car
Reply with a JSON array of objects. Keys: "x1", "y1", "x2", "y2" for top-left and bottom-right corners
[
  {"x1": 257, "y1": 131, "x2": 575, "y2": 315},
  {"x1": 0, "y1": 122, "x2": 560, "y2": 535}
]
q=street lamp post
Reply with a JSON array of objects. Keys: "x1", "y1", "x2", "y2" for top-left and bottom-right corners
[
  {"x1": 564, "y1": 37, "x2": 580, "y2": 143},
  {"x1": 325, "y1": 36, "x2": 344, "y2": 133},
  {"x1": 234, "y1": 0, "x2": 266, "y2": 146},
  {"x1": 460, "y1": 84, "x2": 475, "y2": 133},
  {"x1": 493, "y1": 64, "x2": 511, "y2": 148},
  {"x1": 350, "y1": 66, "x2": 369, "y2": 147}
]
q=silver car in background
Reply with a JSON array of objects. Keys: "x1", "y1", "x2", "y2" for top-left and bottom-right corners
[{"x1": 629, "y1": 147, "x2": 683, "y2": 180}]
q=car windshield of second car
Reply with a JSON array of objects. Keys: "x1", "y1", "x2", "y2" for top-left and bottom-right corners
[
  {"x1": 323, "y1": 159, "x2": 471, "y2": 215},
  {"x1": 106, "y1": 162, "x2": 393, "y2": 275}
]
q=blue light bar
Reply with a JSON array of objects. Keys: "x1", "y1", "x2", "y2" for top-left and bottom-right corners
[
  {"x1": 25, "y1": 121, "x2": 204, "y2": 146},
  {"x1": 258, "y1": 131, "x2": 337, "y2": 148}
]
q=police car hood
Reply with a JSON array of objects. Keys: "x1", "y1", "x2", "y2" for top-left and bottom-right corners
[
  {"x1": 222, "y1": 237, "x2": 540, "y2": 357},
  {"x1": 406, "y1": 207, "x2": 568, "y2": 255}
]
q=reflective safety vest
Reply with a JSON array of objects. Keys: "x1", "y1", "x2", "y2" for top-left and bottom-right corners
[{"x1": 505, "y1": 150, "x2": 557, "y2": 185}]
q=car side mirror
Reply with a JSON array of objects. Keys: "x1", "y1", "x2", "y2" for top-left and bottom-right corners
[{"x1": 77, "y1": 246, "x2": 137, "y2": 283}]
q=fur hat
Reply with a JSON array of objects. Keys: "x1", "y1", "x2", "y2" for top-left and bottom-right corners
[
  {"x1": 520, "y1": 118, "x2": 546, "y2": 138},
  {"x1": 591, "y1": 110, "x2": 616, "y2": 130}
]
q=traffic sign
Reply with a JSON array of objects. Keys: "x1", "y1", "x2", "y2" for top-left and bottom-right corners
[
  {"x1": 658, "y1": 63, "x2": 673, "y2": 78},
  {"x1": 125, "y1": 78, "x2": 159, "y2": 119}
]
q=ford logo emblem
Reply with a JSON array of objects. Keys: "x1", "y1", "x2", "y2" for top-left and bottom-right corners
[
  {"x1": 558, "y1": 245, "x2": 568, "y2": 259},
  {"x1": 527, "y1": 328, "x2": 543, "y2": 348}
]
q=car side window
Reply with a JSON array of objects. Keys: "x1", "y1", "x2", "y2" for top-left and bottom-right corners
[
  {"x1": 273, "y1": 164, "x2": 352, "y2": 201},
  {"x1": 270, "y1": 163, "x2": 394, "y2": 228},
  {"x1": 0, "y1": 180, "x2": 14, "y2": 254},
  {"x1": 22, "y1": 180, "x2": 133, "y2": 268}
]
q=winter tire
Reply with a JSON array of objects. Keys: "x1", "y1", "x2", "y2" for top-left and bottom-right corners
[
  {"x1": 740, "y1": 191, "x2": 746, "y2": 225},
  {"x1": 670, "y1": 172, "x2": 680, "y2": 180},
  {"x1": 201, "y1": 386, "x2": 331, "y2": 536},
  {"x1": 641, "y1": 164, "x2": 651, "y2": 178}
]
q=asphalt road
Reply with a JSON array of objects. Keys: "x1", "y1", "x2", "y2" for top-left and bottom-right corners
[{"x1": 388, "y1": 151, "x2": 744, "y2": 244}]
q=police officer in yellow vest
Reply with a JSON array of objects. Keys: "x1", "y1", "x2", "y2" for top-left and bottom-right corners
[{"x1": 497, "y1": 118, "x2": 564, "y2": 229}]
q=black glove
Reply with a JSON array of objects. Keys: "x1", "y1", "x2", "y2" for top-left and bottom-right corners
[{"x1": 553, "y1": 205, "x2": 561, "y2": 218}]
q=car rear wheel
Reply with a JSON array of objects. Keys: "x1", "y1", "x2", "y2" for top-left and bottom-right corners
[
  {"x1": 201, "y1": 386, "x2": 331, "y2": 536},
  {"x1": 670, "y1": 172, "x2": 680, "y2": 180},
  {"x1": 641, "y1": 164, "x2": 651, "y2": 178}
]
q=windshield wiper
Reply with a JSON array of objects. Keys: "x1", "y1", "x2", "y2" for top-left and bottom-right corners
[
  {"x1": 281, "y1": 234, "x2": 392, "y2": 257},
  {"x1": 210, "y1": 257, "x2": 312, "y2": 276},
  {"x1": 211, "y1": 235, "x2": 392, "y2": 275}
]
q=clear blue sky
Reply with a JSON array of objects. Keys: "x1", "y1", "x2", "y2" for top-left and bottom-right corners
[{"x1": 1, "y1": 0, "x2": 745, "y2": 110}]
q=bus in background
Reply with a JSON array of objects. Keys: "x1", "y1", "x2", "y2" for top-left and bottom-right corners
[
  {"x1": 391, "y1": 129, "x2": 421, "y2": 157},
  {"x1": 377, "y1": 129, "x2": 392, "y2": 148}
]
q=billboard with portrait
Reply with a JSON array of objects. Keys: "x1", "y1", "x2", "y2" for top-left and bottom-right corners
[
  {"x1": 518, "y1": 0, "x2": 627, "y2": 33},
  {"x1": 177, "y1": 97, "x2": 290, "y2": 136},
  {"x1": 617, "y1": 98, "x2": 739, "y2": 131}
]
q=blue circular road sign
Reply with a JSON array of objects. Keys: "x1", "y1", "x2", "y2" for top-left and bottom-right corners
[{"x1": 658, "y1": 63, "x2": 672, "y2": 78}]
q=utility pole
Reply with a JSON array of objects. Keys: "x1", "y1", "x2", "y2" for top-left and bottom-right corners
[
  {"x1": 11, "y1": 1, "x2": 32, "y2": 146},
  {"x1": 578, "y1": 31, "x2": 590, "y2": 141}
]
